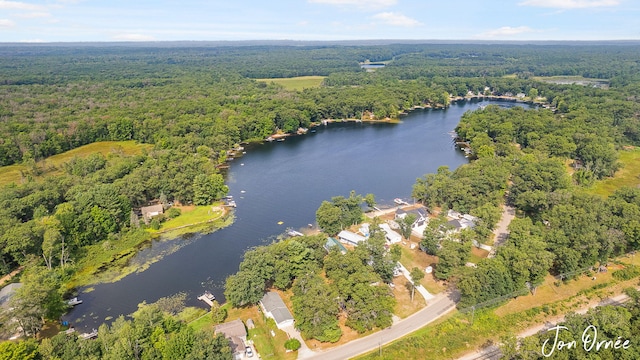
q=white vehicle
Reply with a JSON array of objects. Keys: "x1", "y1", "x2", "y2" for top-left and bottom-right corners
[{"x1": 245, "y1": 346, "x2": 254, "y2": 358}]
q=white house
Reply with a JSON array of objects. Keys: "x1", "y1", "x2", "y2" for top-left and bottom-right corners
[
  {"x1": 337, "y1": 230, "x2": 366, "y2": 246},
  {"x1": 379, "y1": 223, "x2": 402, "y2": 244},
  {"x1": 259, "y1": 292, "x2": 294, "y2": 329},
  {"x1": 395, "y1": 207, "x2": 428, "y2": 230}
]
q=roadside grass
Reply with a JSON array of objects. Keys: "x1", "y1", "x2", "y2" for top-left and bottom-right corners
[
  {"x1": 0, "y1": 141, "x2": 151, "y2": 187},
  {"x1": 399, "y1": 246, "x2": 445, "y2": 295},
  {"x1": 255, "y1": 76, "x2": 325, "y2": 91},
  {"x1": 587, "y1": 147, "x2": 640, "y2": 197},
  {"x1": 392, "y1": 277, "x2": 427, "y2": 318}
]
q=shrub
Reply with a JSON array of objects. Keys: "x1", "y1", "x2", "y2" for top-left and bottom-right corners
[
  {"x1": 612, "y1": 265, "x2": 640, "y2": 281},
  {"x1": 284, "y1": 338, "x2": 301, "y2": 351},
  {"x1": 166, "y1": 207, "x2": 181, "y2": 219}
]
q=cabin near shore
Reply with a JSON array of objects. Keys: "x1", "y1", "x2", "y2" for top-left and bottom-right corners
[
  {"x1": 140, "y1": 204, "x2": 164, "y2": 224},
  {"x1": 259, "y1": 291, "x2": 294, "y2": 329}
]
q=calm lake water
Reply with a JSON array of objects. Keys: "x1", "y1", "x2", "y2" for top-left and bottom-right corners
[{"x1": 64, "y1": 99, "x2": 532, "y2": 330}]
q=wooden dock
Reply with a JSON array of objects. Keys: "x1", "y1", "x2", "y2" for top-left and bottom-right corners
[
  {"x1": 79, "y1": 329, "x2": 98, "y2": 340},
  {"x1": 197, "y1": 291, "x2": 216, "y2": 307}
]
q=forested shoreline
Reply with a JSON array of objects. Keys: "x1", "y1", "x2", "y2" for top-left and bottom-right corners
[{"x1": 2, "y1": 42, "x2": 640, "y2": 358}]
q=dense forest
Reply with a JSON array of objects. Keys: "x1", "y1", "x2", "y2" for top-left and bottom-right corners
[{"x1": 2, "y1": 42, "x2": 640, "y2": 358}]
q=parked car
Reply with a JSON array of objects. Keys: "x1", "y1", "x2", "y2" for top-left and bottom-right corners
[{"x1": 245, "y1": 346, "x2": 254, "y2": 358}]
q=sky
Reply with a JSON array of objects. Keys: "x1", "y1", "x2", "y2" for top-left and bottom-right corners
[{"x1": 0, "y1": 0, "x2": 638, "y2": 42}]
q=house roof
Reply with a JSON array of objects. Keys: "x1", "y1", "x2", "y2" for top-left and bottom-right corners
[
  {"x1": 260, "y1": 292, "x2": 293, "y2": 325},
  {"x1": 0, "y1": 283, "x2": 22, "y2": 309},
  {"x1": 141, "y1": 204, "x2": 164, "y2": 216},
  {"x1": 337, "y1": 230, "x2": 366, "y2": 244},
  {"x1": 214, "y1": 319, "x2": 247, "y2": 339},
  {"x1": 325, "y1": 237, "x2": 347, "y2": 253},
  {"x1": 379, "y1": 223, "x2": 402, "y2": 243},
  {"x1": 447, "y1": 219, "x2": 463, "y2": 229}
]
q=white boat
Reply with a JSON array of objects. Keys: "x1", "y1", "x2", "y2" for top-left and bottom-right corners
[
  {"x1": 394, "y1": 198, "x2": 408, "y2": 205},
  {"x1": 67, "y1": 297, "x2": 83, "y2": 306}
]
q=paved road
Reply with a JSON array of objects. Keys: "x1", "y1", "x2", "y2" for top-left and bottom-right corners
[{"x1": 302, "y1": 291, "x2": 460, "y2": 360}]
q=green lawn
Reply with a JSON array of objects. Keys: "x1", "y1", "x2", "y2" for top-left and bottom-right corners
[
  {"x1": 587, "y1": 147, "x2": 640, "y2": 197},
  {"x1": 147, "y1": 204, "x2": 228, "y2": 236},
  {"x1": 256, "y1": 76, "x2": 325, "y2": 91},
  {"x1": 0, "y1": 141, "x2": 152, "y2": 187}
]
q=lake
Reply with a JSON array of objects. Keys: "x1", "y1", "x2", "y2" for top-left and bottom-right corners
[{"x1": 64, "y1": 99, "x2": 532, "y2": 330}]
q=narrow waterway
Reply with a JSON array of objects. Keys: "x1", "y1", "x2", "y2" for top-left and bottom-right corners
[{"x1": 65, "y1": 99, "x2": 533, "y2": 330}]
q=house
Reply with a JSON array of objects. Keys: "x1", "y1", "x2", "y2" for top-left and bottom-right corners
[
  {"x1": 214, "y1": 319, "x2": 247, "y2": 360},
  {"x1": 141, "y1": 204, "x2": 164, "y2": 224},
  {"x1": 395, "y1": 207, "x2": 428, "y2": 230},
  {"x1": 379, "y1": 223, "x2": 402, "y2": 244},
  {"x1": 337, "y1": 230, "x2": 366, "y2": 246},
  {"x1": 324, "y1": 237, "x2": 347, "y2": 254},
  {"x1": 516, "y1": 93, "x2": 526, "y2": 99},
  {"x1": 0, "y1": 283, "x2": 22, "y2": 311},
  {"x1": 259, "y1": 292, "x2": 294, "y2": 329}
]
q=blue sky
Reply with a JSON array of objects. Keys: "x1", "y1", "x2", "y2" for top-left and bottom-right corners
[{"x1": 0, "y1": 0, "x2": 638, "y2": 42}]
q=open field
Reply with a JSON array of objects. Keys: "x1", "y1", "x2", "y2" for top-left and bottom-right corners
[
  {"x1": 255, "y1": 76, "x2": 325, "y2": 91},
  {"x1": 587, "y1": 147, "x2": 640, "y2": 197},
  {"x1": 0, "y1": 141, "x2": 152, "y2": 187},
  {"x1": 532, "y1": 75, "x2": 610, "y2": 88}
]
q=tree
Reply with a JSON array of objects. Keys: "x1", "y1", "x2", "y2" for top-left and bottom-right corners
[
  {"x1": 364, "y1": 193, "x2": 376, "y2": 209},
  {"x1": 292, "y1": 272, "x2": 342, "y2": 342},
  {"x1": 399, "y1": 213, "x2": 417, "y2": 240},
  {"x1": 409, "y1": 267, "x2": 425, "y2": 302},
  {"x1": 315, "y1": 201, "x2": 342, "y2": 235},
  {"x1": 224, "y1": 270, "x2": 265, "y2": 307},
  {"x1": 192, "y1": 174, "x2": 228, "y2": 206},
  {"x1": 435, "y1": 240, "x2": 470, "y2": 280},
  {"x1": 211, "y1": 300, "x2": 227, "y2": 325},
  {"x1": 7, "y1": 266, "x2": 67, "y2": 337}
]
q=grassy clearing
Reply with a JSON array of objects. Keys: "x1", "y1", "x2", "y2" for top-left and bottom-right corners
[
  {"x1": 587, "y1": 147, "x2": 640, "y2": 197},
  {"x1": 147, "y1": 204, "x2": 229, "y2": 238},
  {"x1": 399, "y1": 246, "x2": 445, "y2": 295},
  {"x1": 469, "y1": 247, "x2": 489, "y2": 264},
  {"x1": 392, "y1": 276, "x2": 427, "y2": 318},
  {"x1": 256, "y1": 76, "x2": 325, "y2": 91},
  {"x1": 0, "y1": 141, "x2": 152, "y2": 187}
]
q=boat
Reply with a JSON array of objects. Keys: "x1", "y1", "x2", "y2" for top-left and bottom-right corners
[
  {"x1": 67, "y1": 297, "x2": 83, "y2": 306},
  {"x1": 227, "y1": 200, "x2": 237, "y2": 208},
  {"x1": 394, "y1": 198, "x2": 409, "y2": 206},
  {"x1": 79, "y1": 329, "x2": 98, "y2": 340},
  {"x1": 276, "y1": 138, "x2": 285, "y2": 142},
  {"x1": 266, "y1": 136, "x2": 274, "y2": 142}
]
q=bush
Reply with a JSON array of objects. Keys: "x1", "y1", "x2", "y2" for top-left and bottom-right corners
[
  {"x1": 612, "y1": 265, "x2": 640, "y2": 281},
  {"x1": 150, "y1": 218, "x2": 161, "y2": 230},
  {"x1": 284, "y1": 338, "x2": 301, "y2": 351},
  {"x1": 166, "y1": 207, "x2": 181, "y2": 219}
]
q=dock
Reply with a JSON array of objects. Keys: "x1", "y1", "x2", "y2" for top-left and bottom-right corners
[{"x1": 197, "y1": 291, "x2": 216, "y2": 307}]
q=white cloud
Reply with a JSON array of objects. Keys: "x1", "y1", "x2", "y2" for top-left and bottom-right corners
[
  {"x1": 19, "y1": 38, "x2": 45, "y2": 42},
  {"x1": 112, "y1": 33, "x2": 156, "y2": 41},
  {"x1": 308, "y1": 0, "x2": 397, "y2": 10},
  {"x1": 519, "y1": 0, "x2": 620, "y2": 9},
  {"x1": 15, "y1": 11, "x2": 51, "y2": 18},
  {"x1": 0, "y1": 18, "x2": 15, "y2": 27},
  {"x1": 0, "y1": 0, "x2": 45, "y2": 11},
  {"x1": 478, "y1": 26, "x2": 535, "y2": 37},
  {"x1": 372, "y1": 12, "x2": 421, "y2": 27}
]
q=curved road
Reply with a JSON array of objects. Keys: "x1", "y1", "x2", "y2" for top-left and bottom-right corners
[{"x1": 302, "y1": 291, "x2": 460, "y2": 360}]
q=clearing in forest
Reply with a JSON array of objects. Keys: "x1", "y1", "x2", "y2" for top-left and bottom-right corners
[{"x1": 255, "y1": 76, "x2": 325, "y2": 91}]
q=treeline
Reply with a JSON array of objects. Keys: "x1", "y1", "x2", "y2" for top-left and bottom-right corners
[
  {"x1": 0, "y1": 299, "x2": 232, "y2": 360},
  {"x1": 0, "y1": 147, "x2": 227, "y2": 277},
  {"x1": 410, "y1": 86, "x2": 640, "y2": 308},
  {"x1": 224, "y1": 230, "x2": 398, "y2": 342}
]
